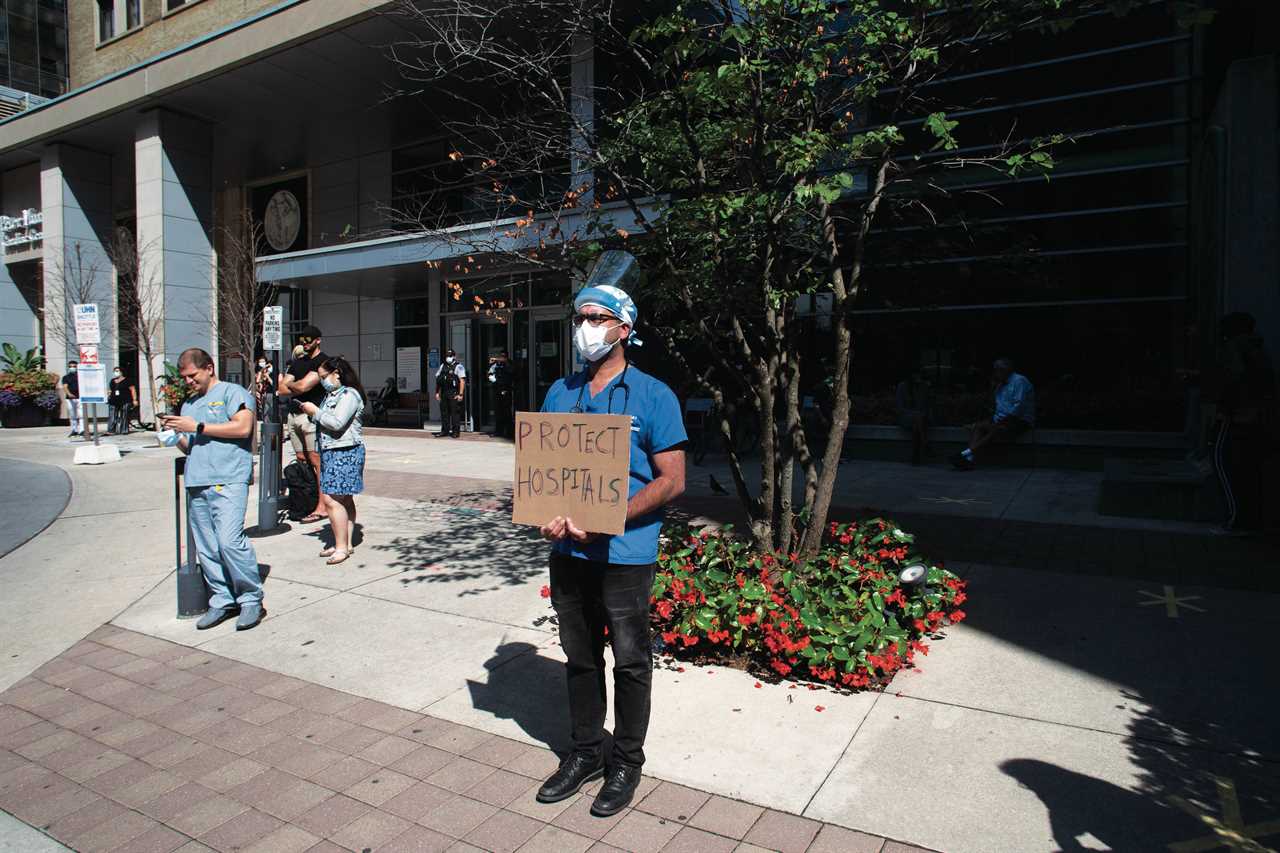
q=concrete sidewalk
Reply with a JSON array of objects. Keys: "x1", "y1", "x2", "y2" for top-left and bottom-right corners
[{"x1": 1, "y1": 427, "x2": 1277, "y2": 852}]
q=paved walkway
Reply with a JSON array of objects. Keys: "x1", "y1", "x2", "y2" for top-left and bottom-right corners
[
  {"x1": 0, "y1": 626, "x2": 916, "y2": 853},
  {"x1": 0, "y1": 455, "x2": 71, "y2": 560},
  {"x1": 1, "y1": 427, "x2": 1278, "y2": 852}
]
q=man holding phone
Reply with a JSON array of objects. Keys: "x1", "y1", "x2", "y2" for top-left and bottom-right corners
[
  {"x1": 278, "y1": 326, "x2": 328, "y2": 522},
  {"x1": 160, "y1": 348, "x2": 264, "y2": 631}
]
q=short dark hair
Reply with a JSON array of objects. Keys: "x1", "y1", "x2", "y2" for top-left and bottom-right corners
[
  {"x1": 445, "y1": 349, "x2": 456, "y2": 357},
  {"x1": 178, "y1": 348, "x2": 214, "y2": 370},
  {"x1": 67, "y1": 360, "x2": 77, "y2": 367}
]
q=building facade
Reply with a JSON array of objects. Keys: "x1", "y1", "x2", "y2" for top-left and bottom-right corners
[{"x1": 0, "y1": 0, "x2": 1274, "y2": 437}]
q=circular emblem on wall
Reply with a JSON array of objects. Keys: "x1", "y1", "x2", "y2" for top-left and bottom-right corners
[{"x1": 263, "y1": 189, "x2": 302, "y2": 252}]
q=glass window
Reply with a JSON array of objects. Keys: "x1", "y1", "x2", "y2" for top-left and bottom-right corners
[
  {"x1": 9, "y1": 14, "x2": 37, "y2": 66},
  {"x1": 126, "y1": 0, "x2": 141, "y2": 29},
  {"x1": 394, "y1": 298, "x2": 430, "y2": 327},
  {"x1": 166, "y1": 0, "x2": 190, "y2": 10},
  {"x1": 97, "y1": 0, "x2": 115, "y2": 42}
]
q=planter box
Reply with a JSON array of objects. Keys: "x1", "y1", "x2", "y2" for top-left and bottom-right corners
[{"x1": 0, "y1": 401, "x2": 52, "y2": 428}]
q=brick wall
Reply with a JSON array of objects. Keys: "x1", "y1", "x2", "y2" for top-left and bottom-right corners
[{"x1": 68, "y1": 0, "x2": 290, "y2": 89}]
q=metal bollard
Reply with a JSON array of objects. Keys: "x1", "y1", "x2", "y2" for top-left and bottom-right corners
[
  {"x1": 174, "y1": 457, "x2": 209, "y2": 618},
  {"x1": 257, "y1": 420, "x2": 282, "y2": 531}
]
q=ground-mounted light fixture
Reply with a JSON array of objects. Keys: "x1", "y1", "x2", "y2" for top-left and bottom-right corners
[{"x1": 897, "y1": 563, "x2": 928, "y2": 590}]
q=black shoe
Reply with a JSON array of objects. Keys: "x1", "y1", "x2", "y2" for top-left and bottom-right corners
[
  {"x1": 591, "y1": 764, "x2": 642, "y2": 817},
  {"x1": 536, "y1": 752, "x2": 605, "y2": 804},
  {"x1": 433, "y1": 431, "x2": 446, "y2": 437}
]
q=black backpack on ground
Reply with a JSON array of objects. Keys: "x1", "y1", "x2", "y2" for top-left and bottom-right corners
[{"x1": 284, "y1": 461, "x2": 318, "y2": 521}]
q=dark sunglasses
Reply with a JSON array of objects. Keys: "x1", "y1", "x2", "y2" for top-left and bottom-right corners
[{"x1": 572, "y1": 313, "x2": 619, "y2": 327}]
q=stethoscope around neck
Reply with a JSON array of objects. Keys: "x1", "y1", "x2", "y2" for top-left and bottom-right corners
[{"x1": 570, "y1": 363, "x2": 632, "y2": 415}]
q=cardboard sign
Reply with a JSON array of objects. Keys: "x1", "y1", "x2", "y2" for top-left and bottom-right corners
[{"x1": 512, "y1": 412, "x2": 631, "y2": 535}]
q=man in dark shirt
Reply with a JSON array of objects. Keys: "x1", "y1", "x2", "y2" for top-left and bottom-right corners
[
  {"x1": 277, "y1": 326, "x2": 328, "y2": 522},
  {"x1": 60, "y1": 361, "x2": 81, "y2": 438}
]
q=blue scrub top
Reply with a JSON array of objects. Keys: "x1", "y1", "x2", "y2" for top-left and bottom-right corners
[
  {"x1": 181, "y1": 381, "x2": 256, "y2": 488},
  {"x1": 541, "y1": 364, "x2": 687, "y2": 565}
]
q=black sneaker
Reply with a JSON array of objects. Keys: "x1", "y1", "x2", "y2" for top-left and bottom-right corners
[
  {"x1": 536, "y1": 752, "x2": 605, "y2": 804},
  {"x1": 591, "y1": 764, "x2": 642, "y2": 817}
]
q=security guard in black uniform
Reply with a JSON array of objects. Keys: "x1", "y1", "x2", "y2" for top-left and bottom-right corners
[{"x1": 434, "y1": 349, "x2": 466, "y2": 438}]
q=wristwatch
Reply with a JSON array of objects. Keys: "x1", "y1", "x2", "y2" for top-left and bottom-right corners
[{"x1": 196, "y1": 422, "x2": 206, "y2": 436}]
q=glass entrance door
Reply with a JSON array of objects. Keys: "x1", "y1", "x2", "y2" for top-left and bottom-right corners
[
  {"x1": 532, "y1": 313, "x2": 567, "y2": 411},
  {"x1": 476, "y1": 321, "x2": 507, "y2": 431}
]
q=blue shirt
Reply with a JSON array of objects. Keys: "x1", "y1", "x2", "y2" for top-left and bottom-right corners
[
  {"x1": 541, "y1": 365, "x2": 687, "y2": 565},
  {"x1": 994, "y1": 373, "x2": 1036, "y2": 426},
  {"x1": 181, "y1": 381, "x2": 256, "y2": 488}
]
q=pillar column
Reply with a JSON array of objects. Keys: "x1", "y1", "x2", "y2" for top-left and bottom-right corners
[
  {"x1": 135, "y1": 110, "x2": 216, "y2": 420},
  {"x1": 40, "y1": 145, "x2": 115, "y2": 421}
]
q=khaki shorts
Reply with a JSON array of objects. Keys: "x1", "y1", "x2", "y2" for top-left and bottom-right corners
[{"x1": 287, "y1": 410, "x2": 318, "y2": 455}]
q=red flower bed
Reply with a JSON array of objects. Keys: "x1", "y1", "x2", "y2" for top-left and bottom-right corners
[{"x1": 651, "y1": 519, "x2": 967, "y2": 690}]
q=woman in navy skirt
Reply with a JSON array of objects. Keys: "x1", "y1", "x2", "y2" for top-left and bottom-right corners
[{"x1": 299, "y1": 356, "x2": 366, "y2": 565}]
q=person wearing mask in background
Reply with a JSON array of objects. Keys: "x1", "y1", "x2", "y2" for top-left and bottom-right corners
[
  {"x1": 253, "y1": 357, "x2": 274, "y2": 416},
  {"x1": 107, "y1": 368, "x2": 137, "y2": 435},
  {"x1": 60, "y1": 361, "x2": 81, "y2": 438},
  {"x1": 278, "y1": 327, "x2": 328, "y2": 523},
  {"x1": 535, "y1": 277, "x2": 687, "y2": 817},
  {"x1": 434, "y1": 349, "x2": 467, "y2": 438},
  {"x1": 1210, "y1": 311, "x2": 1276, "y2": 535},
  {"x1": 488, "y1": 349, "x2": 514, "y2": 439},
  {"x1": 299, "y1": 356, "x2": 366, "y2": 565},
  {"x1": 158, "y1": 348, "x2": 264, "y2": 631}
]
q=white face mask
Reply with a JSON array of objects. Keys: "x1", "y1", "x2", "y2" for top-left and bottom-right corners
[
  {"x1": 113, "y1": 371, "x2": 121, "y2": 377},
  {"x1": 321, "y1": 376, "x2": 339, "y2": 392},
  {"x1": 573, "y1": 321, "x2": 618, "y2": 363},
  {"x1": 258, "y1": 362, "x2": 267, "y2": 370}
]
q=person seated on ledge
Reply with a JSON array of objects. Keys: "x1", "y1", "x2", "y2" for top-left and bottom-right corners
[
  {"x1": 952, "y1": 358, "x2": 1035, "y2": 470},
  {"x1": 896, "y1": 370, "x2": 934, "y2": 466}
]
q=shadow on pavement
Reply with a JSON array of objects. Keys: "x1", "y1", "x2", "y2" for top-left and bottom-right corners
[
  {"x1": 371, "y1": 489, "x2": 545, "y2": 592},
  {"x1": 972, "y1": 565, "x2": 1280, "y2": 851},
  {"x1": 465, "y1": 642, "x2": 570, "y2": 757}
]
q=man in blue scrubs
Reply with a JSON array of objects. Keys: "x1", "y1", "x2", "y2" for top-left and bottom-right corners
[
  {"x1": 534, "y1": 282, "x2": 686, "y2": 817},
  {"x1": 159, "y1": 348, "x2": 264, "y2": 631}
]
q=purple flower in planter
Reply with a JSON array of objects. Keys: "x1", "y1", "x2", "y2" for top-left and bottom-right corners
[
  {"x1": 34, "y1": 390, "x2": 60, "y2": 411},
  {"x1": 0, "y1": 389, "x2": 22, "y2": 408}
]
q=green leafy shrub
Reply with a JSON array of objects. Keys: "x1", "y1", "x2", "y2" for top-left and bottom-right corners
[{"x1": 653, "y1": 519, "x2": 967, "y2": 689}]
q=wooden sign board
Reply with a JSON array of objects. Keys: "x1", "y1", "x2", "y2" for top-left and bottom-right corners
[{"x1": 512, "y1": 412, "x2": 631, "y2": 535}]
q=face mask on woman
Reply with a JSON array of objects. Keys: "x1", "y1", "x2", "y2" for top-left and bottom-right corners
[
  {"x1": 258, "y1": 362, "x2": 267, "y2": 371},
  {"x1": 112, "y1": 370, "x2": 121, "y2": 378},
  {"x1": 321, "y1": 375, "x2": 340, "y2": 392}
]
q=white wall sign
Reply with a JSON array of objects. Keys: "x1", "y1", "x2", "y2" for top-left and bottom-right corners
[
  {"x1": 262, "y1": 305, "x2": 283, "y2": 351},
  {"x1": 73, "y1": 303, "x2": 100, "y2": 345},
  {"x1": 396, "y1": 346, "x2": 422, "y2": 393},
  {"x1": 78, "y1": 345, "x2": 99, "y2": 366},
  {"x1": 78, "y1": 365, "x2": 107, "y2": 404}
]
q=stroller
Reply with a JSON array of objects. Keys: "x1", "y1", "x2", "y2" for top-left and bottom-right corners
[{"x1": 368, "y1": 377, "x2": 400, "y2": 426}]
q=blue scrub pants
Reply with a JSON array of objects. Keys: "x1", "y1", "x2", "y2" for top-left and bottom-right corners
[{"x1": 187, "y1": 483, "x2": 262, "y2": 609}]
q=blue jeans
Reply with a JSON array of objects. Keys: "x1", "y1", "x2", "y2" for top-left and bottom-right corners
[{"x1": 187, "y1": 483, "x2": 262, "y2": 609}]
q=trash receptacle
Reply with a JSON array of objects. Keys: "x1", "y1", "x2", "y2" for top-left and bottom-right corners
[{"x1": 173, "y1": 456, "x2": 209, "y2": 618}]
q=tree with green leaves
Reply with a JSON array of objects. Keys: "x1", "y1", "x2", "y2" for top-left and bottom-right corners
[{"x1": 386, "y1": 0, "x2": 1197, "y2": 557}]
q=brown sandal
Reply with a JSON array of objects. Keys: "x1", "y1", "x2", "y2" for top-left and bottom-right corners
[
  {"x1": 300, "y1": 513, "x2": 325, "y2": 524},
  {"x1": 326, "y1": 549, "x2": 350, "y2": 565}
]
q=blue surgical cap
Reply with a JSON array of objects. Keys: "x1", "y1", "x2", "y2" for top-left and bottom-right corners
[{"x1": 574, "y1": 285, "x2": 637, "y2": 327}]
